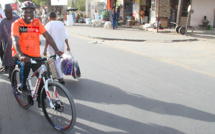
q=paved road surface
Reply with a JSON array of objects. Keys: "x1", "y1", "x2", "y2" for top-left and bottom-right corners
[{"x1": 0, "y1": 26, "x2": 215, "y2": 134}]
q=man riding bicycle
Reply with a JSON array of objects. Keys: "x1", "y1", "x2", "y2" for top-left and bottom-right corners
[{"x1": 11, "y1": 1, "x2": 62, "y2": 106}]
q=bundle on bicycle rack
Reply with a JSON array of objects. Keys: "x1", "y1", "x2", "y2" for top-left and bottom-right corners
[
  {"x1": 61, "y1": 51, "x2": 81, "y2": 79},
  {"x1": 46, "y1": 58, "x2": 57, "y2": 79}
]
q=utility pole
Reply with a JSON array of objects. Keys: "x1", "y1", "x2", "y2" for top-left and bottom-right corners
[
  {"x1": 176, "y1": 0, "x2": 183, "y2": 27},
  {"x1": 72, "y1": 0, "x2": 74, "y2": 7},
  {"x1": 157, "y1": 0, "x2": 160, "y2": 33}
]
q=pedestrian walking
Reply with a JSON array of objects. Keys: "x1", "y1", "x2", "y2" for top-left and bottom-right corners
[
  {"x1": 42, "y1": 12, "x2": 48, "y2": 25},
  {"x1": 43, "y1": 12, "x2": 70, "y2": 84},
  {"x1": 0, "y1": 4, "x2": 19, "y2": 79},
  {"x1": 112, "y1": 8, "x2": 119, "y2": 29},
  {"x1": 71, "y1": 11, "x2": 75, "y2": 23}
]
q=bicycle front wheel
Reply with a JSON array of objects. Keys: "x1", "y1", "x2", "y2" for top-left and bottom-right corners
[
  {"x1": 40, "y1": 81, "x2": 76, "y2": 132},
  {"x1": 11, "y1": 68, "x2": 30, "y2": 109}
]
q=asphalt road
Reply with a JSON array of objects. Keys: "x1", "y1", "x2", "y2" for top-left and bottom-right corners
[{"x1": 0, "y1": 35, "x2": 215, "y2": 134}]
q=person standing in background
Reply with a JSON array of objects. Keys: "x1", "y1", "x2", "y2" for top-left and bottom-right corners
[
  {"x1": 0, "y1": 4, "x2": 19, "y2": 79},
  {"x1": 0, "y1": 4, "x2": 5, "y2": 21},
  {"x1": 42, "y1": 12, "x2": 48, "y2": 25},
  {"x1": 139, "y1": 7, "x2": 145, "y2": 24},
  {"x1": 43, "y1": 12, "x2": 70, "y2": 84},
  {"x1": 112, "y1": 8, "x2": 119, "y2": 29},
  {"x1": 0, "y1": 4, "x2": 6, "y2": 71},
  {"x1": 42, "y1": 6, "x2": 46, "y2": 16},
  {"x1": 63, "y1": 11, "x2": 67, "y2": 25},
  {"x1": 94, "y1": 10, "x2": 98, "y2": 21},
  {"x1": 71, "y1": 10, "x2": 75, "y2": 23}
]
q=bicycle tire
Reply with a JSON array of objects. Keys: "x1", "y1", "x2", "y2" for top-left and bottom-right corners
[
  {"x1": 11, "y1": 68, "x2": 30, "y2": 109},
  {"x1": 179, "y1": 27, "x2": 186, "y2": 35},
  {"x1": 175, "y1": 26, "x2": 181, "y2": 33},
  {"x1": 40, "y1": 81, "x2": 76, "y2": 132}
]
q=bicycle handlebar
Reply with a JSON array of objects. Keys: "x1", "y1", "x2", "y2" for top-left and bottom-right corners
[
  {"x1": 30, "y1": 54, "x2": 62, "y2": 64},
  {"x1": 30, "y1": 57, "x2": 47, "y2": 64}
]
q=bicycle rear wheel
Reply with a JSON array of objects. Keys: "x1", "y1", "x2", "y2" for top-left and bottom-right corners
[
  {"x1": 40, "y1": 81, "x2": 76, "y2": 132},
  {"x1": 11, "y1": 68, "x2": 30, "y2": 109}
]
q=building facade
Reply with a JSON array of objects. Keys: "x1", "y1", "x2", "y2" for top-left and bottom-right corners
[
  {"x1": 191, "y1": 0, "x2": 215, "y2": 27},
  {"x1": 86, "y1": 0, "x2": 107, "y2": 18},
  {"x1": 86, "y1": 0, "x2": 215, "y2": 28}
]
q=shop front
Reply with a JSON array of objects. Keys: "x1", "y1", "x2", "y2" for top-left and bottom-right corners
[
  {"x1": 149, "y1": 0, "x2": 191, "y2": 28},
  {"x1": 105, "y1": 0, "x2": 215, "y2": 28},
  {"x1": 123, "y1": 0, "x2": 151, "y2": 24},
  {"x1": 140, "y1": 0, "x2": 151, "y2": 23},
  {"x1": 106, "y1": 0, "x2": 151, "y2": 24}
]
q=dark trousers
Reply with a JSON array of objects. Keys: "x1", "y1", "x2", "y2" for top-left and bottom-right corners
[
  {"x1": 0, "y1": 42, "x2": 4, "y2": 63},
  {"x1": 8, "y1": 65, "x2": 16, "y2": 81},
  {"x1": 113, "y1": 20, "x2": 116, "y2": 29},
  {"x1": 14, "y1": 55, "x2": 44, "y2": 101},
  {"x1": 22, "y1": 61, "x2": 42, "y2": 85}
]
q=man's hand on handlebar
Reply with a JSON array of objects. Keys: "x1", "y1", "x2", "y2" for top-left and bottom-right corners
[
  {"x1": 56, "y1": 50, "x2": 63, "y2": 56},
  {"x1": 43, "y1": 51, "x2": 47, "y2": 56}
]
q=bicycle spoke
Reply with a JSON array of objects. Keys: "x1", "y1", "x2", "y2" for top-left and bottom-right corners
[{"x1": 41, "y1": 81, "x2": 76, "y2": 132}]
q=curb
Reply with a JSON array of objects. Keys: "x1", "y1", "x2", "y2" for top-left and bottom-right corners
[{"x1": 87, "y1": 36, "x2": 198, "y2": 43}]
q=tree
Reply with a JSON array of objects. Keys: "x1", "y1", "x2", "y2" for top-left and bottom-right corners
[{"x1": 74, "y1": 0, "x2": 85, "y2": 11}]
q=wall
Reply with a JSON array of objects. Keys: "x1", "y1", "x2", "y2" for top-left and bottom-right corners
[
  {"x1": 85, "y1": 0, "x2": 96, "y2": 18},
  {"x1": 191, "y1": 0, "x2": 215, "y2": 27},
  {"x1": 86, "y1": 0, "x2": 107, "y2": 18},
  {"x1": 156, "y1": 0, "x2": 170, "y2": 18}
]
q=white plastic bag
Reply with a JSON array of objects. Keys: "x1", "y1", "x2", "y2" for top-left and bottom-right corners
[{"x1": 61, "y1": 51, "x2": 73, "y2": 75}]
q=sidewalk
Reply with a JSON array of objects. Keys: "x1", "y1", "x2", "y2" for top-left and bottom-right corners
[
  {"x1": 65, "y1": 23, "x2": 215, "y2": 77},
  {"x1": 66, "y1": 23, "x2": 215, "y2": 42}
]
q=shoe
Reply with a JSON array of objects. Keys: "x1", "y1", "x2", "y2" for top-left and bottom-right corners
[{"x1": 58, "y1": 78, "x2": 65, "y2": 85}]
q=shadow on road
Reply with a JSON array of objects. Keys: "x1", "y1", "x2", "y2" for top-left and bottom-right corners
[{"x1": 65, "y1": 78, "x2": 215, "y2": 133}]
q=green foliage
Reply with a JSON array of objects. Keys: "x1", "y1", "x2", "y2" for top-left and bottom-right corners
[
  {"x1": 74, "y1": 0, "x2": 85, "y2": 11},
  {"x1": 18, "y1": 0, "x2": 25, "y2": 2}
]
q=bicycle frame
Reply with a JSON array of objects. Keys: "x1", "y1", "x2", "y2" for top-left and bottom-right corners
[{"x1": 25, "y1": 60, "x2": 58, "y2": 109}]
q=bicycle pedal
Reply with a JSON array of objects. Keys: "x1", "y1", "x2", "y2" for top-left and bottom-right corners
[{"x1": 27, "y1": 95, "x2": 34, "y2": 106}]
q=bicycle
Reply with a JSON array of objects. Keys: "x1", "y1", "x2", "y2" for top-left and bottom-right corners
[{"x1": 11, "y1": 55, "x2": 76, "y2": 132}]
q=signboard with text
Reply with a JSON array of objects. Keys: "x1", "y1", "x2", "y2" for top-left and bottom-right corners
[
  {"x1": 51, "y1": 0, "x2": 68, "y2": 6},
  {"x1": 11, "y1": 3, "x2": 18, "y2": 10}
]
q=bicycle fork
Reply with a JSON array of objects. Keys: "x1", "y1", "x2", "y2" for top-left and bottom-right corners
[{"x1": 44, "y1": 79, "x2": 60, "y2": 109}]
